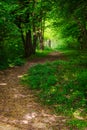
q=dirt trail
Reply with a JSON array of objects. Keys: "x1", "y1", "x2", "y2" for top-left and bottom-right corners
[{"x1": 0, "y1": 52, "x2": 69, "y2": 130}]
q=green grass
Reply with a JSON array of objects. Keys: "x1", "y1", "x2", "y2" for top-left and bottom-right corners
[
  {"x1": 67, "y1": 119, "x2": 87, "y2": 130},
  {"x1": 21, "y1": 50, "x2": 87, "y2": 129},
  {"x1": 61, "y1": 49, "x2": 87, "y2": 65},
  {"x1": 28, "y1": 48, "x2": 53, "y2": 60}
]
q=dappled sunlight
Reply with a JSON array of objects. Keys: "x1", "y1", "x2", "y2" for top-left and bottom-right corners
[
  {"x1": 20, "y1": 120, "x2": 28, "y2": 124},
  {"x1": 17, "y1": 75, "x2": 24, "y2": 78},
  {"x1": 18, "y1": 110, "x2": 67, "y2": 129},
  {"x1": 63, "y1": 75, "x2": 69, "y2": 81},
  {"x1": 22, "y1": 112, "x2": 37, "y2": 124},
  {"x1": 17, "y1": 74, "x2": 28, "y2": 81},
  {"x1": 1, "y1": 111, "x2": 64, "y2": 128},
  {"x1": 49, "y1": 51, "x2": 61, "y2": 56},
  {"x1": 12, "y1": 88, "x2": 28, "y2": 99},
  {"x1": 14, "y1": 93, "x2": 27, "y2": 98},
  {"x1": 0, "y1": 122, "x2": 20, "y2": 130},
  {"x1": 0, "y1": 83, "x2": 7, "y2": 86},
  {"x1": 73, "y1": 109, "x2": 84, "y2": 120}
]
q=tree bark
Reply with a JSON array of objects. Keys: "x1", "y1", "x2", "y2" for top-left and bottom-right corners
[
  {"x1": 74, "y1": 17, "x2": 87, "y2": 49},
  {"x1": 33, "y1": 33, "x2": 38, "y2": 54},
  {"x1": 24, "y1": 30, "x2": 33, "y2": 57}
]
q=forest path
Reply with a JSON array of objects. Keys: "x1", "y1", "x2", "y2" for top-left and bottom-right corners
[{"x1": 0, "y1": 52, "x2": 69, "y2": 130}]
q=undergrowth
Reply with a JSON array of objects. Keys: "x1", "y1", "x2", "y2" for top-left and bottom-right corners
[
  {"x1": 21, "y1": 51, "x2": 87, "y2": 129},
  {"x1": 0, "y1": 57, "x2": 26, "y2": 70}
]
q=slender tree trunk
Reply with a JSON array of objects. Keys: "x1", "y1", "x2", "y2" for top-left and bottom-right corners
[
  {"x1": 20, "y1": 28, "x2": 25, "y2": 47},
  {"x1": 24, "y1": 30, "x2": 33, "y2": 57},
  {"x1": 38, "y1": 19, "x2": 45, "y2": 50},
  {"x1": 33, "y1": 33, "x2": 38, "y2": 54},
  {"x1": 32, "y1": 22, "x2": 37, "y2": 54},
  {"x1": 38, "y1": 0, "x2": 45, "y2": 50},
  {"x1": 39, "y1": 33, "x2": 44, "y2": 50}
]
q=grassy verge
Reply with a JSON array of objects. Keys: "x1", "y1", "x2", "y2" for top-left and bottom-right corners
[
  {"x1": 21, "y1": 50, "x2": 87, "y2": 129},
  {"x1": 29, "y1": 49, "x2": 53, "y2": 60}
]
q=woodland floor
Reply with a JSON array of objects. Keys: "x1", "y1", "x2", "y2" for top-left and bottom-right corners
[{"x1": 0, "y1": 52, "x2": 71, "y2": 130}]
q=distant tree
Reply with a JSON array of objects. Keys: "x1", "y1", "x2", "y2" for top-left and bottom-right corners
[
  {"x1": 10, "y1": 0, "x2": 52, "y2": 57},
  {"x1": 50, "y1": 0, "x2": 87, "y2": 49}
]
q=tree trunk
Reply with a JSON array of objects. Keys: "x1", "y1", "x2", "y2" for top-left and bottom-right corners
[
  {"x1": 32, "y1": 0, "x2": 41, "y2": 53},
  {"x1": 39, "y1": 32, "x2": 44, "y2": 50},
  {"x1": 33, "y1": 33, "x2": 37, "y2": 54},
  {"x1": 74, "y1": 17, "x2": 87, "y2": 49},
  {"x1": 82, "y1": 28, "x2": 87, "y2": 49},
  {"x1": 24, "y1": 30, "x2": 33, "y2": 57}
]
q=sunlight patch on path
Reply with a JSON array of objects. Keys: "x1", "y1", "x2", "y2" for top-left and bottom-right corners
[
  {"x1": 18, "y1": 110, "x2": 67, "y2": 129},
  {"x1": 14, "y1": 93, "x2": 27, "y2": 98},
  {"x1": 23, "y1": 112, "x2": 37, "y2": 120},
  {"x1": 17, "y1": 75, "x2": 24, "y2": 78},
  {"x1": 0, "y1": 122, "x2": 20, "y2": 130},
  {"x1": 0, "y1": 83, "x2": 7, "y2": 86}
]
